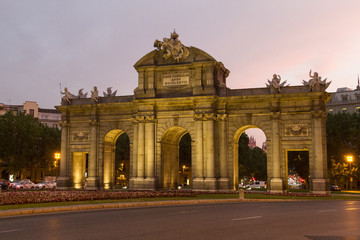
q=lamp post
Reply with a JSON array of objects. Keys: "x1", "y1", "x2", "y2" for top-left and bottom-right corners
[
  {"x1": 54, "y1": 153, "x2": 60, "y2": 176},
  {"x1": 346, "y1": 155, "x2": 353, "y2": 190}
]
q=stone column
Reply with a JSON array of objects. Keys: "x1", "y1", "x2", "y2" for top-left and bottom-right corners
[
  {"x1": 137, "y1": 120, "x2": 145, "y2": 178},
  {"x1": 217, "y1": 114, "x2": 229, "y2": 189},
  {"x1": 311, "y1": 111, "x2": 328, "y2": 194},
  {"x1": 145, "y1": 116, "x2": 156, "y2": 185},
  {"x1": 87, "y1": 119, "x2": 99, "y2": 190},
  {"x1": 270, "y1": 112, "x2": 283, "y2": 193},
  {"x1": 204, "y1": 113, "x2": 216, "y2": 190},
  {"x1": 58, "y1": 121, "x2": 70, "y2": 189},
  {"x1": 193, "y1": 114, "x2": 204, "y2": 189},
  {"x1": 103, "y1": 143, "x2": 113, "y2": 189}
]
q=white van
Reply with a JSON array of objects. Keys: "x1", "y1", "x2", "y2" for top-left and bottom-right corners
[{"x1": 245, "y1": 181, "x2": 266, "y2": 189}]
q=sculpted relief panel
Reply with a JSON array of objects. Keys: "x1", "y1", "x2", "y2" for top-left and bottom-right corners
[
  {"x1": 72, "y1": 131, "x2": 90, "y2": 141},
  {"x1": 284, "y1": 124, "x2": 309, "y2": 137}
]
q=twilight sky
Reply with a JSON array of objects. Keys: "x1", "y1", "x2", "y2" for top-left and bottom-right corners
[{"x1": 1, "y1": 0, "x2": 360, "y2": 144}]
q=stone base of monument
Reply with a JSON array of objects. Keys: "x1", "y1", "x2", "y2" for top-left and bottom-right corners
[
  {"x1": 310, "y1": 178, "x2": 330, "y2": 195},
  {"x1": 129, "y1": 177, "x2": 157, "y2": 190},
  {"x1": 86, "y1": 177, "x2": 100, "y2": 190},
  {"x1": 269, "y1": 177, "x2": 284, "y2": 194},
  {"x1": 217, "y1": 178, "x2": 231, "y2": 190},
  {"x1": 56, "y1": 177, "x2": 70, "y2": 190}
]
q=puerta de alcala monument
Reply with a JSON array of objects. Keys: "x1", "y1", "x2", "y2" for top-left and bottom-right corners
[{"x1": 56, "y1": 31, "x2": 331, "y2": 194}]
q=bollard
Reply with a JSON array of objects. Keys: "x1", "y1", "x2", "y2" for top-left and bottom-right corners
[{"x1": 239, "y1": 189, "x2": 244, "y2": 200}]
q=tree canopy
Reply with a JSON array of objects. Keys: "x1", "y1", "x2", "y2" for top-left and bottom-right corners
[
  {"x1": 0, "y1": 112, "x2": 60, "y2": 174},
  {"x1": 238, "y1": 133, "x2": 267, "y2": 181},
  {"x1": 326, "y1": 113, "x2": 360, "y2": 186}
]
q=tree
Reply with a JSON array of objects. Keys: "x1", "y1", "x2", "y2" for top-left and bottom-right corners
[
  {"x1": 238, "y1": 133, "x2": 267, "y2": 181},
  {"x1": 327, "y1": 113, "x2": 360, "y2": 187},
  {"x1": 0, "y1": 111, "x2": 60, "y2": 176}
]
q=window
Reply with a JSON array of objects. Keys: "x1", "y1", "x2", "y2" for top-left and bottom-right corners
[
  {"x1": 355, "y1": 107, "x2": 360, "y2": 113},
  {"x1": 53, "y1": 124, "x2": 58, "y2": 128},
  {"x1": 29, "y1": 109, "x2": 34, "y2": 116},
  {"x1": 341, "y1": 108, "x2": 347, "y2": 113},
  {"x1": 328, "y1": 109, "x2": 333, "y2": 113}
]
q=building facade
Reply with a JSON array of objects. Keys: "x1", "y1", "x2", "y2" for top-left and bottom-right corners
[
  {"x1": 56, "y1": 32, "x2": 331, "y2": 194},
  {"x1": 326, "y1": 85, "x2": 360, "y2": 114}
]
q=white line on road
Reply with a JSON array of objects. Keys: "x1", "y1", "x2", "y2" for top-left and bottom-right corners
[
  {"x1": 346, "y1": 208, "x2": 360, "y2": 211},
  {"x1": 232, "y1": 216, "x2": 262, "y2": 221},
  {"x1": 318, "y1": 209, "x2": 336, "y2": 213},
  {"x1": 168, "y1": 210, "x2": 200, "y2": 215},
  {"x1": 0, "y1": 229, "x2": 21, "y2": 234}
]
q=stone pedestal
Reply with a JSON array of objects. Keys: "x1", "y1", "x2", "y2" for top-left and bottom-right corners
[
  {"x1": 129, "y1": 177, "x2": 156, "y2": 190},
  {"x1": 311, "y1": 178, "x2": 330, "y2": 195},
  {"x1": 270, "y1": 178, "x2": 284, "y2": 193},
  {"x1": 56, "y1": 176, "x2": 70, "y2": 190},
  {"x1": 217, "y1": 178, "x2": 231, "y2": 190},
  {"x1": 86, "y1": 176, "x2": 100, "y2": 190}
]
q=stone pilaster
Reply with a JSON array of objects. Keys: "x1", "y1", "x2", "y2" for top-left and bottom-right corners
[
  {"x1": 216, "y1": 113, "x2": 230, "y2": 189},
  {"x1": 145, "y1": 115, "x2": 156, "y2": 184},
  {"x1": 269, "y1": 111, "x2": 283, "y2": 193},
  {"x1": 311, "y1": 110, "x2": 329, "y2": 194},
  {"x1": 57, "y1": 120, "x2": 70, "y2": 189},
  {"x1": 193, "y1": 113, "x2": 204, "y2": 189},
  {"x1": 87, "y1": 119, "x2": 99, "y2": 190}
]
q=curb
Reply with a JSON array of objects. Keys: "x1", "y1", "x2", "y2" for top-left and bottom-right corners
[{"x1": 0, "y1": 198, "x2": 253, "y2": 218}]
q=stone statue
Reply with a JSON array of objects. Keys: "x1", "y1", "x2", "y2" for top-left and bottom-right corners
[
  {"x1": 78, "y1": 88, "x2": 88, "y2": 98},
  {"x1": 266, "y1": 74, "x2": 289, "y2": 92},
  {"x1": 91, "y1": 86, "x2": 99, "y2": 102},
  {"x1": 302, "y1": 70, "x2": 331, "y2": 91},
  {"x1": 60, "y1": 87, "x2": 75, "y2": 104},
  {"x1": 103, "y1": 87, "x2": 117, "y2": 97},
  {"x1": 154, "y1": 30, "x2": 189, "y2": 62}
]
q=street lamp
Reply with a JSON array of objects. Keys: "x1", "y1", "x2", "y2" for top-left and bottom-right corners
[
  {"x1": 346, "y1": 155, "x2": 353, "y2": 190},
  {"x1": 54, "y1": 153, "x2": 61, "y2": 167}
]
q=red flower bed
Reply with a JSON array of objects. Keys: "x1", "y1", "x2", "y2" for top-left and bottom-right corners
[{"x1": 0, "y1": 190, "x2": 197, "y2": 205}]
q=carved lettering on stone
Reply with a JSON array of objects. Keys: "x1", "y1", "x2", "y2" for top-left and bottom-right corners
[
  {"x1": 72, "y1": 131, "x2": 90, "y2": 141},
  {"x1": 284, "y1": 124, "x2": 308, "y2": 136}
]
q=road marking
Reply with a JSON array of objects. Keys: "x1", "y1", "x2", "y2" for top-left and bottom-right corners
[
  {"x1": 346, "y1": 208, "x2": 360, "y2": 211},
  {"x1": 0, "y1": 229, "x2": 21, "y2": 234},
  {"x1": 232, "y1": 216, "x2": 262, "y2": 221},
  {"x1": 168, "y1": 210, "x2": 200, "y2": 215},
  {"x1": 318, "y1": 209, "x2": 336, "y2": 213}
]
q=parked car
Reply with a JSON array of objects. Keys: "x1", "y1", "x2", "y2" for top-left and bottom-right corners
[
  {"x1": 330, "y1": 185, "x2": 341, "y2": 191},
  {"x1": 35, "y1": 181, "x2": 57, "y2": 189},
  {"x1": 13, "y1": 180, "x2": 36, "y2": 190},
  {"x1": 245, "y1": 181, "x2": 267, "y2": 189},
  {"x1": 9, "y1": 179, "x2": 23, "y2": 189},
  {"x1": 0, "y1": 180, "x2": 9, "y2": 190}
]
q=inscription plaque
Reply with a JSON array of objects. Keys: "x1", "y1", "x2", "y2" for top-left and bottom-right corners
[{"x1": 163, "y1": 72, "x2": 189, "y2": 86}]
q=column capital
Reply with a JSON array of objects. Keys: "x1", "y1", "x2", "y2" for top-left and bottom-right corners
[
  {"x1": 132, "y1": 114, "x2": 156, "y2": 123},
  {"x1": 311, "y1": 110, "x2": 327, "y2": 119},
  {"x1": 215, "y1": 113, "x2": 227, "y2": 121},
  {"x1": 89, "y1": 119, "x2": 98, "y2": 126},
  {"x1": 59, "y1": 120, "x2": 69, "y2": 127},
  {"x1": 270, "y1": 111, "x2": 281, "y2": 120}
]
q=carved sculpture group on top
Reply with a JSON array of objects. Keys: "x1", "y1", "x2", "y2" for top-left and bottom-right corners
[
  {"x1": 154, "y1": 30, "x2": 190, "y2": 63},
  {"x1": 91, "y1": 86, "x2": 99, "y2": 102},
  {"x1": 103, "y1": 87, "x2": 117, "y2": 97},
  {"x1": 302, "y1": 70, "x2": 331, "y2": 91},
  {"x1": 266, "y1": 74, "x2": 289, "y2": 92},
  {"x1": 60, "y1": 86, "x2": 118, "y2": 104}
]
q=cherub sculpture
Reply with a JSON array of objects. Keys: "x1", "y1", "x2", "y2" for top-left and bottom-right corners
[
  {"x1": 60, "y1": 87, "x2": 75, "y2": 104},
  {"x1": 103, "y1": 87, "x2": 117, "y2": 97},
  {"x1": 78, "y1": 88, "x2": 88, "y2": 98},
  {"x1": 266, "y1": 74, "x2": 289, "y2": 92},
  {"x1": 302, "y1": 70, "x2": 331, "y2": 91},
  {"x1": 91, "y1": 86, "x2": 99, "y2": 102}
]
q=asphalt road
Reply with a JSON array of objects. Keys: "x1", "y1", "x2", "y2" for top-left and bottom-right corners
[{"x1": 0, "y1": 200, "x2": 359, "y2": 240}]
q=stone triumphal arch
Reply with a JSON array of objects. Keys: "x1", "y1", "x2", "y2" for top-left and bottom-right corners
[{"x1": 56, "y1": 31, "x2": 331, "y2": 194}]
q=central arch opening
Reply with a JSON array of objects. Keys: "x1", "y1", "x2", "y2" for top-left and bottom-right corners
[
  {"x1": 161, "y1": 127, "x2": 192, "y2": 189},
  {"x1": 103, "y1": 129, "x2": 130, "y2": 189},
  {"x1": 234, "y1": 126, "x2": 267, "y2": 190}
]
